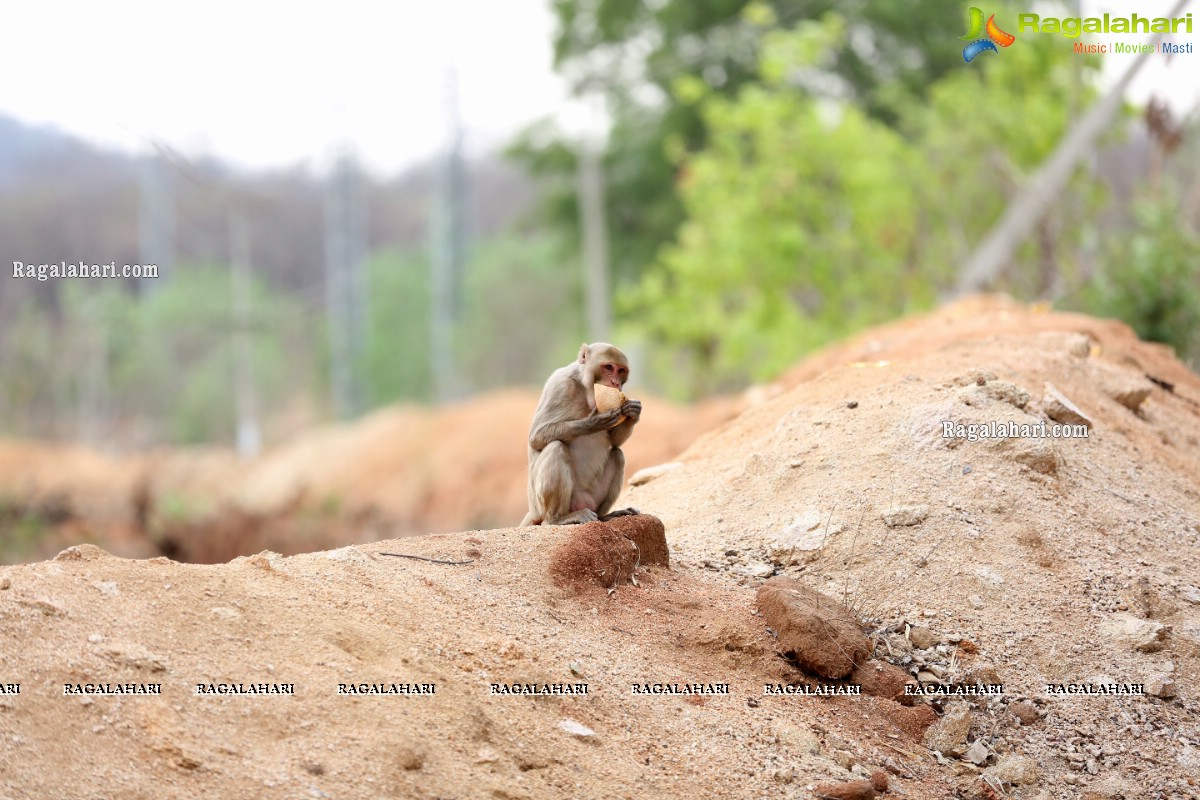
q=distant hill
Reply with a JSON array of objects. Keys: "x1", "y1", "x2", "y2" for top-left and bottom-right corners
[{"x1": 0, "y1": 112, "x2": 535, "y2": 311}]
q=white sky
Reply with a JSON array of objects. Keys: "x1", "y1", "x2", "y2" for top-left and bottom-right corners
[
  {"x1": 0, "y1": 0, "x2": 1195, "y2": 177},
  {"x1": 1086, "y1": 0, "x2": 1200, "y2": 113},
  {"x1": 0, "y1": 0, "x2": 568, "y2": 176}
]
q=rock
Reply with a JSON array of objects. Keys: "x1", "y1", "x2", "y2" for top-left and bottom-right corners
[
  {"x1": 768, "y1": 509, "x2": 842, "y2": 564},
  {"x1": 968, "y1": 594, "x2": 984, "y2": 609},
  {"x1": 16, "y1": 598, "x2": 65, "y2": 617},
  {"x1": 549, "y1": 515, "x2": 669, "y2": 591},
  {"x1": 1145, "y1": 670, "x2": 1177, "y2": 699},
  {"x1": 909, "y1": 626, "x2": 937, "y2": 650},
  {"x1": 474, "y1": 747, "x2": 501, "y2": 764},
  {"x1": 324, "y1": 547, "x2": 355, "y2": 561},
  {"x1": 954, "y1": 370, "x2": 997, "y2": 386},
  {"x1": 1009, "y1": 701, "x2": 1039, "y2": 726},
  {"x1": 811, "y1": 780, "x2": 876, "y2": 800},
  {"x1": 54, "y1": 544, "x2": 110, "y2": 562},
  {"x1": 833, "y1": 749, "x2": 855, "y2": 770},
  {"x1": 869, "y1": 770, "x2": 888, "y2": 792},
  {"x1": 851, "y1": 659, "x2": 916, "y2": 704},
  {"x1": 884, "y1": 703, "x2": 937, "y2": 741},
  {"x1": 628, "y1": 462, "x2": 681, "y2": 487},
  {"x1": 987, "y1": 754, "x2": 1041, "y2": 785},
  {"x1": 756, "y1": 578, "x2": 870, "y2": 679},
  {"x1": 99, "y1": 643, "x2": 168, "y2": 672},
  {"x1": 881, "y1": 505, "x2": 929, "y2": 528},
  {"x1": 741, "y1": 562, "x2": 775, "y2": 579},
  {"x1": 1042, "y1": 383, "x2": 1092, "y2": 429},
  {"x1": 1101, "y1": 613, "x2": 1168, "y2": 653},
  {"x1": 0, "y1": 576, "x2": 9, "y2": 590},
  {"x1": 924, "y1": 702, "x2": 971, "y2": 757},
  {"x1": 91, "y1": 581, "x2": 119, "y2": 597},
  {"x1": 1178, "y1": 585, "x2": 1200, "y2": 605},
  {"x1": 1067, "y1": 334, "x2": 1092, "y2": 358},
  {"x1": 964, "y1": 740, "x2": 989, "y2": 765},
  {"x1": 980, "y1": 381, "x2": 1030, "y2": 409},
  {"x1": 1090, "y1": 362, "x2": 1153, "y2": 411},
  {"x1": 961, "y1": 662, "x2": 1001, "y2": 688},
  {"x1": 976, "y1": 568, "x2": 1007, "y2": 588},
  {"x1": 1080, "y1": 776, "x2": 1138, "y2": 799},
  {"x1": 772, "y1": 724, "x2": 820, "y2": 755},
  {"x1": 558, "y1": 718, "x2": 596, "y2": 739},
  {"x1": 772, "y1": 767, "x2": 795, "y2": 784},
  {"x1": 1005, "y1": 438, "x2": 1060, "y2": 475}
]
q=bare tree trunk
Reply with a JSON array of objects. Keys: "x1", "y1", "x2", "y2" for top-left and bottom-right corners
[
  {"x1": 578, "y1": 144, "x2": 610, "y2": 342},
  {"x1": 954, "y1": 0, "x2": 1187, "y2": 296}
]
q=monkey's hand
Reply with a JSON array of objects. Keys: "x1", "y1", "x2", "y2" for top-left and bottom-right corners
[
  {"x1": 592, "y1": 406, "x2": 628, "y2": 430},
  {"x1": 620, "y1": 398, "x2": 642, "y2": 423}
]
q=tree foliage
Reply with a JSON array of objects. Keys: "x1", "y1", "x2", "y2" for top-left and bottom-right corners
[
  {"x1": 0, "y1": 265, "x2": 312, "y2": 444},
  {"x1": 1082, "y1": 197, "x2": 1200, "y2": 366},
  {"x1": 627, "y1": 13, "x2": 1106, "y2": 393},
  {"x1": 512, "y1": 0, "x2": 969, "y2": 289}
]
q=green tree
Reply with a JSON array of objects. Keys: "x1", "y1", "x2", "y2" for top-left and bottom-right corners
[
  {"x1": 1082, "y1": 198, "x2": 1200, "y2": 367},
  {"x1": 628, "y1": 14, "x2": 1106, "y2": 394},
  {"x1": 511, "y1": 0, "x2": 969, "y2": 289}
]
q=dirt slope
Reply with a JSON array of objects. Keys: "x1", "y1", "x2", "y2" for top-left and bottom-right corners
[
  {"x1": 3, "y1": 296, "x2": 1200, "y2": 799},
  {"x1": 0, "y1": 389, "x2": 739, "y2": 564},
  {"x1": 623, "y1": 296, "x2": 1200, "y2": 796}
]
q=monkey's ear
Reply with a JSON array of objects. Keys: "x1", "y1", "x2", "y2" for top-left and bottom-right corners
[{"x1": 578, "y1": 343, "x2": 589, "y2": 364}]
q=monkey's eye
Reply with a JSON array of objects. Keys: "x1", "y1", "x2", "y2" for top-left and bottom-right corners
[{"x1": 603, "y1": 364, "x2": 614, "y2": 371}]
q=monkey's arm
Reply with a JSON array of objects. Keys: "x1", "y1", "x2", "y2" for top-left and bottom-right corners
[
  {"x1": 607, "y1": 399, "x2": 641, "y2": 448},
  {"x1": 530, "y1": 408, "x2": 625, "y2": 451}
]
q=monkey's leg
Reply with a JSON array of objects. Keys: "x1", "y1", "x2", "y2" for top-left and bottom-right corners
[
  {"x1": 533, "y1": 442, "x2": 599, "y2": 525},
  {"x1": 596, "y1": 448, "x2": 639, "y2": 521}
]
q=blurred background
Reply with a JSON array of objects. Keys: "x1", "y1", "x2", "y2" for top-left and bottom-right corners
[{"x1": 1, "y1": 0, "x2": 1197, "y2": 563}]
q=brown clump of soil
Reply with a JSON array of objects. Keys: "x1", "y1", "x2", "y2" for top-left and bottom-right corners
[
  {"x1": 756, "y1": 577, "x2": 870, "y2": 679},
  {"x1": 812, "y1": 778, "x2": 878, "y2": 799},
  {"x1": 548, "y1": 514, "x2": 669, "y2": 592},
  {"x1": 851, "y1": 659, "x2": 916, "y2": 704}
]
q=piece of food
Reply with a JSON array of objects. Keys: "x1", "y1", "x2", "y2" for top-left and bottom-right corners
[{"x1": 594, "y1": 384, "x2": 627, "y2": 422}]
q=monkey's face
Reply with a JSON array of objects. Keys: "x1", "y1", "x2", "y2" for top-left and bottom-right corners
[
  {"x1": 579, "y1": 343, "x2": 630, "y2": 390},
  {"x1": 597, "y1": 360, "x2": 628, "y2": 389}
]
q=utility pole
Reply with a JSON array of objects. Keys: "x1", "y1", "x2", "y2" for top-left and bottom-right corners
[
  {"x1": 576, "y1": 92, "x2": 611, "y2": 341},
  {"x1": 137, "y1": 153, "x2": 174, "y2": 293},
  {"x1": 430, "y1": 66, "x2": 468, "y2": 403},
  {"x1": 324, "y1": 150, "x2": 369, "y2": 418},
  {"x1": 75, "y1": 292, "x2": 108, "y2": 446},
  {"x1": 229, "y1": 212, "x2": 261, "y2": 457}
]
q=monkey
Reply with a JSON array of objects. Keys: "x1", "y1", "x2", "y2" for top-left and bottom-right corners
[{"x1": 519, "y1": 342, "x2": 643, "y2": 526}]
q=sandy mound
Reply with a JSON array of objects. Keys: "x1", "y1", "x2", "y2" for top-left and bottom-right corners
[
  {"x1": 2, "y1": 296, "x2": 1199, "y2": 799},
  {"x1": 622, "y1": 296, "x2": 1200, "y2": 795}
]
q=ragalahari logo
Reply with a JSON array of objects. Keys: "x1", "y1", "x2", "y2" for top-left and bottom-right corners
[{"x1": 961, "y1": 7, "x2": 1016, "y2": 62}]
